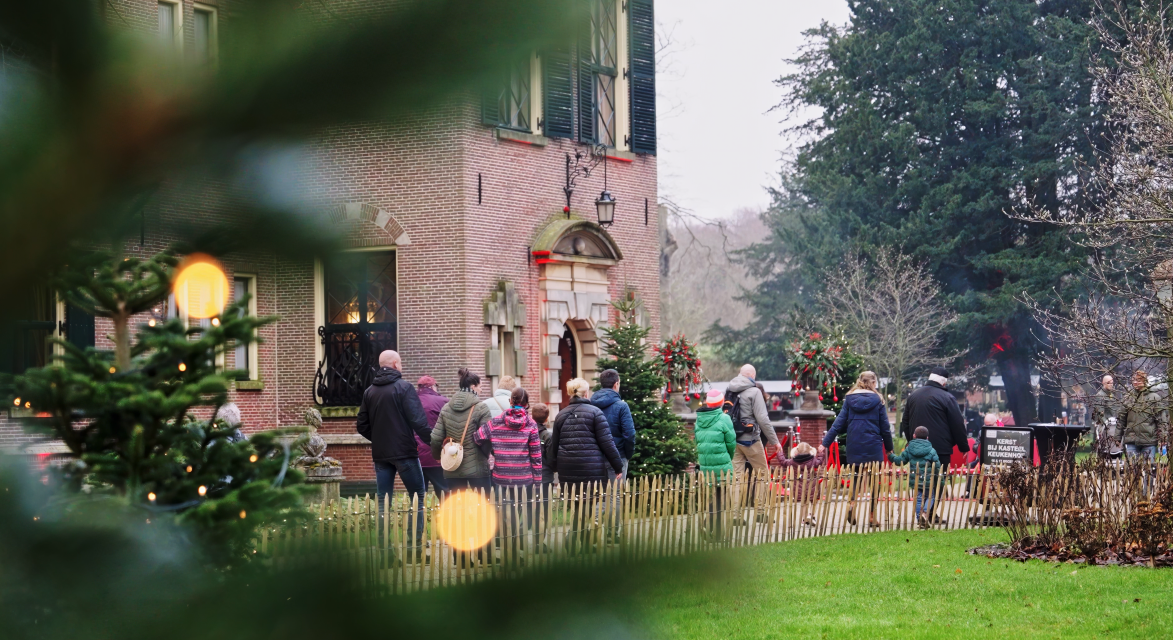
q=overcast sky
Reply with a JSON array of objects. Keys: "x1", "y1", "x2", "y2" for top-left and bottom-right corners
[{"x1": 656, "y1": 0, "x2": 850, "y2": 219}]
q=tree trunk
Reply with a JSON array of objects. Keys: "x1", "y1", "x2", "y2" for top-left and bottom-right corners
[
  {"x1": 113, "y1": 310, "x2": 131, "y2": 372},
  {"x1": 998, "y1": 354, "x2": 1037, "y2": 429},
  {"x1": 892, "y1": 376, "x2": 905, "y2": 440}
]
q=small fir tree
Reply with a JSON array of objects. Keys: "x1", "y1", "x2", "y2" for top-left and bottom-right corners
[
  {"x1": 8, "y1": 249, "x2": 311, "y2": 565},
  {"x1": 594, "y1": 295, "x2": 695, "y2": 476}
]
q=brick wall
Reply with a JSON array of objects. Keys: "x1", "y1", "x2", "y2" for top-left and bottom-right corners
[{"x1": 2, "y1": 0, "x2": 661, "y2": 488}]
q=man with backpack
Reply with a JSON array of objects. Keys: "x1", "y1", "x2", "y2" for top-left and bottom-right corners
[{"x1": 726, "y1": 365, "x2": 781, "y2": 471}]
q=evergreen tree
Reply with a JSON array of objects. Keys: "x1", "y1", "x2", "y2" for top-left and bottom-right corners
[
  {"x1": 595, "y1": 296, "x2": 695, "y2": 476},
  {"x1": 720, "y1": 0, "x2": 1104, "y2": 427},
  {"x1": 8, "y1": 249, "x2": 310, "y2": 565}
]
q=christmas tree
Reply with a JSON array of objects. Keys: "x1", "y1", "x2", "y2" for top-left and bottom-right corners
[
  {"x1": 594, "y1": 295, "x2": 695, "y2": 476},
  {"x1": 8, "y1": 248, "x2": 311, "y2": 565}
]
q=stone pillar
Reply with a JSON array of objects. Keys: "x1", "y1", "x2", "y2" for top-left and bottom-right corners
[{"x1": 789, "y1": 391, "x2": 835, "y2": 448}]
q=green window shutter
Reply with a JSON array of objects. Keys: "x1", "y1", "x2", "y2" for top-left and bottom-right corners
[
  {"x1": 481, "y1": 76, "x2": 502, "y2": 126},
  {"x1": 576, "y1": 0, "x2": 596, "y2": 144},
  {"x1": 64, "y1": 302, "x2": 95, "y2": 350},
  {"x1": 628, "y1": 0, "x2": 656, "y2": 154},
  {"x1": 543, "y1": 46, "x2": 574, "y2": 138}
]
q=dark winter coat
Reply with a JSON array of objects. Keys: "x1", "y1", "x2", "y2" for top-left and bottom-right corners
[
  {"x1": 549, "y1": 396, "x2": 624, "y2": 483},
  {"x1": 888, "y1": 438, "x2": 941, "y2": 482},
  {"x1": 1122, "y1": 390, "x2": 1165, "y2": 446},
  {"x1": 415, "y1": 386, "x2": 448, "y2": 468},
  {"x1": 355, "y1": 367, "x2": 431, "y2": 462},
  {"x1": 591, "y1": 388, "x2": 636, "y2": 459},
  {"x1": 822, "y1": 390, "x2": 893, "y2": 464},
  {"x1": 429, "y1": 390, "x2": 493, "y2": 479},
  {"x1": 694, "y1": 405, "x2": 736, "y2": 473},
  {"x1": 899, "y1": 381, "x2": 969, "y2": 461}
]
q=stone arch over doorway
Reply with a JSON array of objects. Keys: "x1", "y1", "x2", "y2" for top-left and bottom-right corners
[{"x1": 326, "y1": 202, "x2": 412, "y2": 247}]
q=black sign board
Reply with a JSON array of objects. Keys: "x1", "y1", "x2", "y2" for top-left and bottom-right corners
[{"x1": 980, "y1": 427, "x2": 1034, "y2": 466}]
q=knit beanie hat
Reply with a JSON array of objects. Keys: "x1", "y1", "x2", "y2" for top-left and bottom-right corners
[{"x1": 705, "y1": 389, "x2": 725, "y2": 408}]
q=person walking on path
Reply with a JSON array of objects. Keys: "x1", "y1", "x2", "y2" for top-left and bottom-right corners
[
  {"x1": 1091, "y1": 374, "x2": 1121, "y2": 449},
  {"x1": 1122, "y1": 370, "x2": 1164, "y2": 462},
  {"x1": 899, "y1": 366, "x2": 969, "y2": 464},
  {"x1": 591, "y1": 369, "x2": 636, "y2": 481},
  {"x1": 355, "y1": 350, "x2": 431, "y2": 547},
  {"x1": 889, "y1": 426, "x2": 942, "y2": 528},
  {"x1": 777, "y1": 442, "x2": 826, "y2": 526},
  {"x1": 818, "y1": 371, "x2": 892, "y2": 527},
  {"x1": 549, "y1": 378, "x2": 624, "y2": 549},
  {"x1": 695, "y1": 389, "x2": 736, "y2": 539},
  {"x1": 475, "y1": 387, "x2": 542, "y2": 561},
  {"x1": 481, "y1": 375, "x2": 518, "y2": 418},
  {"x1": 414, "y1": 375, "x2": 449, "y2": 497},
  {"x1": 430, "y1": 368, "x2": 493, "y2": 492}
]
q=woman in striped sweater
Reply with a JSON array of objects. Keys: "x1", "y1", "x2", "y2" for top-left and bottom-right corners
[
  {"x1": 474, "y1": 387, "x2": 543, "y2": 486},
  {"x1": 474, "y1": 387, "x2": 542, "y2": 562}
]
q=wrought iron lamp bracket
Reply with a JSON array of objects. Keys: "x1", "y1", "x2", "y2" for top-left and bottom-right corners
[{"x1": 564, "y1": 144, "x2": 608, "y2": 217}]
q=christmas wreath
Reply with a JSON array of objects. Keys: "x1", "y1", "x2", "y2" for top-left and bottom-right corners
[{"x1": 655, "y1": 334, "x2": 704, "y2": 402}]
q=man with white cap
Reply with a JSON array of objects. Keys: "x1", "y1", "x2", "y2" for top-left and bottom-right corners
[{"x1": 900, "y1": 366, "x2": 969, "y2": 464}]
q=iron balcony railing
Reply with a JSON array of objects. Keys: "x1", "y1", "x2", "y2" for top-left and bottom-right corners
[{"x1": 313, "y1": 323, "x2": 397, "y2": 407}]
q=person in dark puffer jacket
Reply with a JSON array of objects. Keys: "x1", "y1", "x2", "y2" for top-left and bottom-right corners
[{"x1": 549, "y1": 378, "x2": 624, "y2": 484}]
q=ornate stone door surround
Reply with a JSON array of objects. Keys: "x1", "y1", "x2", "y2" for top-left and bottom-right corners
[{"x1": 530, "y1": 218, "x2": 623, "y2": 409}]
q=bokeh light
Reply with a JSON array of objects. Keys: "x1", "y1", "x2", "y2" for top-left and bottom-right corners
[
  {"x1": 173, "y1": 254, "x2": 227, "y2": 320},
  {"x1": 435, "y1": 490, "x2": 497, "y2": 551}
]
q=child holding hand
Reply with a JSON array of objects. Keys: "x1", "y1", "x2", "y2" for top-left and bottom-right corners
[{"x1": 889, "y1": 426, "x2": 941, "y2": 528}]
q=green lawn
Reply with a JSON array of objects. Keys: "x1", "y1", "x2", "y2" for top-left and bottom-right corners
[{"x1": 630, "y1": 530, "x2": 1172, "y2": 639}]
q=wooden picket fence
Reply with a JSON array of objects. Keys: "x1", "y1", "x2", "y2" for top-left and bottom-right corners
[{"x1": 257, "y1": 461, "x2": 1167, "y2": 594}]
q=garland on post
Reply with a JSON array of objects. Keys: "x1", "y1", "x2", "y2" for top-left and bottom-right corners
[
  {"x1": 654, "y1": 334, "x2": 704, "y2": 402},
  {"x1": 787, "y1": 332, "x2": 845, "y2": 403}
]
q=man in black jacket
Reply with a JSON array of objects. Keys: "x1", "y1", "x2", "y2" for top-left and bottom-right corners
[
  {"x1": 900, "y1": 366, "x2": 970, "y2": 464},
  {"x1": 356, "y1": 350, "x2": 430, "y2": 544}
]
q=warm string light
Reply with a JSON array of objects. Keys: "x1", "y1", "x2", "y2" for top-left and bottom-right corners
[
  {"x1": 239, "y1": 510, "x2": 247, "y2": 519},
  {"x1": 178, "y1": 363, "x2": 187, "y2": 372},
  {"x1": 148, "y1": 492, "x2": 157, "y2": 501},
  {"x1": 23, "y1": 402, "x2": 30, "y2": 409},
  {"x1": 186, "y1": 465, "x2": 193, "y2": 473},
  {"x1": 12, "y1": 398, "x2": 19, "y2": 406},
  {"x1": 249, "y1": 455, "x2": 258, "y2": 463},
  {"x1": 212, "y1": 318, "x2": 220, "y2": 327},
  {"x1": 108, "y1": 367, "x2": 116, "y2": 374},
  {"x1": 198, "y1": 485, "x2": 207, "y2": 496},
  {"x1": 148, "y1": 319, "x2": 156, "y2": 327}
]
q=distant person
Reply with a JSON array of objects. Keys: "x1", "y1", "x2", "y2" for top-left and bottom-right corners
[
  {"x1": 888, "y1": 426, "x2": 942, "y2": 528},
  {"x1": 414, "y1": 375, "x2": 449, "y2": 497},
  {"x1": 1091, "y1": 374, "x2": 1120, "y2": 449},
  {"x1": 694, "y1": 389, "x2": 737, "y2": 540},
  {"x1": 777, "y1": 442, "x2": 826, "y2": 526},
  {"x1": 819, "y1": 371, "x2": 892, "y2": 527},
  {"x1": 1122, "y1": 371, "x2": 1163, "y2": 462},
  {"x1": 899, "y1": 366, "x2": 969, "y2": 464},
  {"x1": 355, "y1": 350, "x2": 431, "y2": 546},
  {"x1": 430, "y1": 368, "x2": 493, "y2": 492},
  {"x1": 727, "y1": 364, "x2": 781, "y2": 471},
  {"x1": 591, "y1": 369, "x2": 636, "y2": 480},
  {"x1": 481, "y1": 375, "x2": 518, "y2": 418}
]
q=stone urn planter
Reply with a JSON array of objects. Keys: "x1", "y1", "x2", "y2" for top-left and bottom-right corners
[{"x1": 295, "y1": 408, "x2": 344, "y2": 504}]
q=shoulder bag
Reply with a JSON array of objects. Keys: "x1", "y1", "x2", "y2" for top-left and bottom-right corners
[{"x1": 440, "y1": 409, "x2": 474, "y2": 472}]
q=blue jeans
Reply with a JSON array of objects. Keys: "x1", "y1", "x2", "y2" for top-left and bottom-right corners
[
  {"x1": 1125, "y1": 444, "x2": 1156, "y2": 460},
  {"x1": 375, "y1": 457, "x2": 426, "y2": 545},
  {"x1": 915, "y1": 485, "x2": 935, "y2": 520}
]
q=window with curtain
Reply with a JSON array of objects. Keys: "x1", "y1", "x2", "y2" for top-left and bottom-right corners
[
  {"x1": 193, "y1": 5, "x2": 217, "y2": 65},
  {"x1": 158, "y1": 2, "x2": 178, "y2": 50}
]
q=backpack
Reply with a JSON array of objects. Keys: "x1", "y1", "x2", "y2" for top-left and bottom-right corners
[{"x1": 723, "y1": 389, "x2": 754, "y2": 436}]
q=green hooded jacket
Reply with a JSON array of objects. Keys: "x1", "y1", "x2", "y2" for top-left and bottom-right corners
[
  {"x1": 694, "y1": 406, "x2": 736, "y2": 474},
  {"x1": 888, "y1": 438, "x2": 940, "y2": 482}
]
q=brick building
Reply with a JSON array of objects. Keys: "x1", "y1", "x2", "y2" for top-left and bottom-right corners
[{"x1": 1, "y1": 0, "x2": 661, "y2": 484}]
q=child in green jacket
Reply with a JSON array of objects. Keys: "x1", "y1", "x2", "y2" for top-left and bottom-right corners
[
  {"x1": 695, "y1": 389, "x2": 736, "y2": 541},
  {"x1": 695, "y1": 389, "x2": 737, "y2": 475},
  {"x1": 889, "y1": 426, "x2": 941, "y2": 527}
]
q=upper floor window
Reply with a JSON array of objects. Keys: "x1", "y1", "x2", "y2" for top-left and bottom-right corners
[
  {"x1": 193, "y1": 4, "x2": 219, "y2": 66},
  {"x1": 483, "y1": 55, "x2": 537, "y2": 133},
  {"x1": 158, "y1": 1, "x2": 182, "y2": 52},
  {"x1": 582, "y1": 0, "x2": 618, "y2": 147}
]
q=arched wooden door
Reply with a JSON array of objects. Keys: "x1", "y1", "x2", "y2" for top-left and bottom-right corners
[{"x1": 557, "y1": 325, "x2": 578, "y2": 403}]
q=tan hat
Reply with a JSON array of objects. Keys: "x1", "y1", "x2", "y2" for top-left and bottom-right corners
[{"x1": 790, "y1": 441, "x2": 817, "y2": 458}]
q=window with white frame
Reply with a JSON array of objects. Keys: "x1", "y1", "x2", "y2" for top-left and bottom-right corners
[
  {"x1": 158, "y1": 1, "x2": 182, "y2": 52},
  {"x1": 193, "y1": 4, "x2": 218, "y2": 66},
  {"x1": 233, "y1": 275, "x2": 258, "y2": 381}
]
